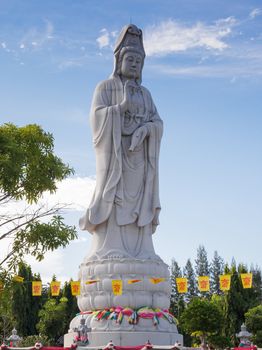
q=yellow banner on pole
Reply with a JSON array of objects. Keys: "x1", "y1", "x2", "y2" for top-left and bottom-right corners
[
  {"x1": 176, "y1": 277, "x2": 188, "y2": 293},
  {"x1": 219, "y1": 274, "x2": 231, "y2": 291},
  {"x1": 149, "y1": 277, "x2": 166, "y2": 284},
  {"x1": 50, "y1": 281, "x2": 61, "y2": 296},
  {"x1": 13, "y1": 275, "x2": 24, "y2": 283},
  {"x1": 128, "y1": 279, "x2": 142, "y2": 284},
  {"x1": 112, "y1": 280, "x2": 123, "y2": 295},
  {"x1": 198, "y1": 276, "x2": 210, "y2": 292},
  {"x1": 32, "y1": 281, "x2": 42, "y2": 296},
  {"x1": 71, "y1": 281, "x2": 81, "y2": 296},
  {"x1": 241, "y1": 273, "x2": 253, "y2": 289},
  {"x1": 85, "y1": 279, "x2": 100, "y2": 285}
]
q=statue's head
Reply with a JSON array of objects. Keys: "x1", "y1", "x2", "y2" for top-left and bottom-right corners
[{"x1": 112, "y1": 24, "x2": 145, "y2": 83}]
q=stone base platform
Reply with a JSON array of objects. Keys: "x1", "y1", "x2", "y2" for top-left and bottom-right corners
[
  {"x1": 65, "y1": 330, "x2": 183, "y2": 347},
  {"x1": 65, "y1": 312, "x2": 183, "y2": 347}
]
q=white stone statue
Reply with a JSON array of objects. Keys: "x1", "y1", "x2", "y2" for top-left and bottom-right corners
[
  {"x1": 79, "y1": 24, "x2": 162, "y2": 261},
  {"x1": 66, "y1": 24, "x2": 183, "y2": 347}
]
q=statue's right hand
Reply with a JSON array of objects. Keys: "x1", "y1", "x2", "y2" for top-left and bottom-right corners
[{"x1": 120, "y1": 80, "x2": 135, "y2": 114}]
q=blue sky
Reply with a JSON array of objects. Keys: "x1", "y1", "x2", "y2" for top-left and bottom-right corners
[{"x1": 1, "y1": 0, "x2": 262, "y2": 282}]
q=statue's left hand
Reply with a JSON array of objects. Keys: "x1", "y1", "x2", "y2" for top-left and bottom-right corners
[{"x1": 129, "y1": 125, "x2": 148, "y2": 151}]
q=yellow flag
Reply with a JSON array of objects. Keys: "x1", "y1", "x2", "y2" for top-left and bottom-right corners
[
  {"x1": 219, "y1": 274, "x2": 231, "y2": 291},
  {"x1": 112, "y1": 280, "x2": 122, "y2": 295},
  {"x1": 198, "y1": 276, "x2": 210, "y2": 292},
  {"x1": 176, "y1": 277, "x2": 188, "y2": 293},
  {"x1": 149, "y1": 277, "x2": 166, "y2": 284},
  {"x1": 50, "y1": 281, "x2": 61, "y2": 296},
  {"x1": 13, "y1": 275, "x2": 24, "y2": 283},
  {"x1": 128, "y1": 279, "x2": 142, "y2": 284},
  {"x1": 85, "y1": 279, "x2": 100, "y2": 285},
  {"x1": 32, "y1": 281, "x2": 42, "y2": 296},
  {"x1": 71, "y1": 281, "x2": 81, "y2": 296},
  {"x1": 241, "y1": 273, "x2": 253, "y2": 289}
]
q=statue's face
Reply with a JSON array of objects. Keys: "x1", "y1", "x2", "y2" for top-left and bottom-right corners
[{"x1": 120, "y1": 51, "x2": 143, "y2": 79}]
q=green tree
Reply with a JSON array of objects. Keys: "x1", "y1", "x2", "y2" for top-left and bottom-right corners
[
  {"x1": 11, "y1": 263, "x2": 46, "y2": 336},
  {"x1": 170, "y1": 259, "x2": 184, "y2": 317},
  {"x1": 62, "y1": 280, "x2": 79, "y2": 324},
  {"x1": 0, "y1": 277, "x2": 14, "y2": 343},
  {"x1": 223, "y1": 263, "x2": 244, "y2": 343},
  {"x1": 17, "y1": 335, "x2": 51, "y2": 347},
  {"x1": 210, "y1": 251, "x2": 224, "y2": 294},
  {"x1": 0, "y1": 123, "x2": 77, "y2": 272},
  {"x1": 209, "y1": 294, "x2": 233, "y2": 349},
  {"x1": 250, "y1": 266, "x2": 262, "y2": 305},
  {"x1": 245, "y1": 305, "x2": 262, "y2": 346},
  {"x1": 222, "y1": 262, "x2": 261, "y2": 344},
  {"x1": 180, "y1": 297, "x2": 223, "y2": 348},
  {"x1": 37, "y1": 297, "x2": 68, "y2": 345},
  {"x1": 195, "y1": 245, "x2": 210, "y2": 297},
  {"x1": 184, "y1": 258, "x2": 197, "y2": 301},
  {"x1": 195, "y1": 245, "x2": 210, "y2": 277}
]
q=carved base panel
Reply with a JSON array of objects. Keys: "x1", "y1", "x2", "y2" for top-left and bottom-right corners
[{"x1": 77, "y1": 258, "x2": 171, "y2": 311}]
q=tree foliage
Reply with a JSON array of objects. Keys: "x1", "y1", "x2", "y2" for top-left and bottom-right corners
[
  {"x1": 62, "y1": 280, "x2": 79, "y2": 322},
  {"x1": 223, "y1": 263, "x2": 260, "y2": 342},
  {"x1": 245, "y1": 305, "x2": 262, "y2": 333},
  {"x1": 0, "y1": 123, "x2": 77, "y2": 272},
  {"x1": 184, "y1": 258, "x2": 197, "y2": 300},
  {"x1": 210, "y1": 251, "x2": 224, "y2": 294},
  {"x1": 11, "y1": 262, "x2": 46, "y2": 336},
  {"x1": 170, "y1": 247, "x2": 262, "y2": 347},
  {"x1": 180, "y1": 297, "x2": 223, "y2": 345},
  {"x1": 0, "y1": 282, "x2": 14, "y2": 343},
  {"x1": 195, "y1": 245, "x2": 210, "y2": 277},
  {"x1": 245, "y1": 305, "x2": 262, "y2": 346},
  {"x1": 37, "y1": 297, "x2": 68, "y2": 345},
  {"x1": 0, "y1": 123, "x2": 72, "y2": 203},
  {"x1": 170, "y1": 259, "x2": 185, "y2": 316},
  {"x1": 17, "y1": 335, "x2": 51, "y2": 347}
]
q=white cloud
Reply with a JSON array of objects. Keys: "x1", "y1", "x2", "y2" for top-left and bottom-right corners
[
  {"x1": 249, "y1": 8, "x2": 262, "y2": 19},
  {"x1": 111, "y1": 31, "x2": 118, "y2": 38},
  {"x1": 149, "y1": 61, "x2": 262, "y2": 78},
  {"x1": 143, "y1": 18, "x2": 236, "y2": 56},
  {"x1": 42, "y1": 176, "x2": 95, "y2": 211},
  {"x1": 1, "y1": 41, "x2": 11, "y2": 53},
  {"x1": 0, "y1": 177, "x2": 95, "y2": 221},
  {"x1": 26, "y1": 250, "x2": 64, "y2": 283},
  {"x1": 96, "y1": 28, "x2": 119, "y2": 50},
  {"x1": 19, "y1": 19, "x2": 54, "y2": 50},
  {"x1": 96, "y1": 28, "x2": 110, "y2": 49}
]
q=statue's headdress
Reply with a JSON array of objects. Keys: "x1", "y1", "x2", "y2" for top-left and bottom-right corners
[{"x1": 111, "y1": 24, "x2": 145, "y2": 82}]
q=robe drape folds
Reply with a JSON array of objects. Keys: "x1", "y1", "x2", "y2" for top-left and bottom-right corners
[{"x1": 79, "y1": 76, "x2": 163, "y2": 235}]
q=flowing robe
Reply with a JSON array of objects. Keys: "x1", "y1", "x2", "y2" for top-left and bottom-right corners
[{"x1": 79, "y1": 76, "x2": 163, "y2": 259}]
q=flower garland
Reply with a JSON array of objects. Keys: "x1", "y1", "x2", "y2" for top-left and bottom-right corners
[{"x1": 77, "y1": 307, "x2": 177, "y2": 326}]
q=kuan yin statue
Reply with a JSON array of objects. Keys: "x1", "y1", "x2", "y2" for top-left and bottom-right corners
[
  {"x1": 79, "y1": 24, "x2": 162, "y2": 260},
  {"x1": 68, "y1": 24, "x2": 183, "y2": 347}
]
